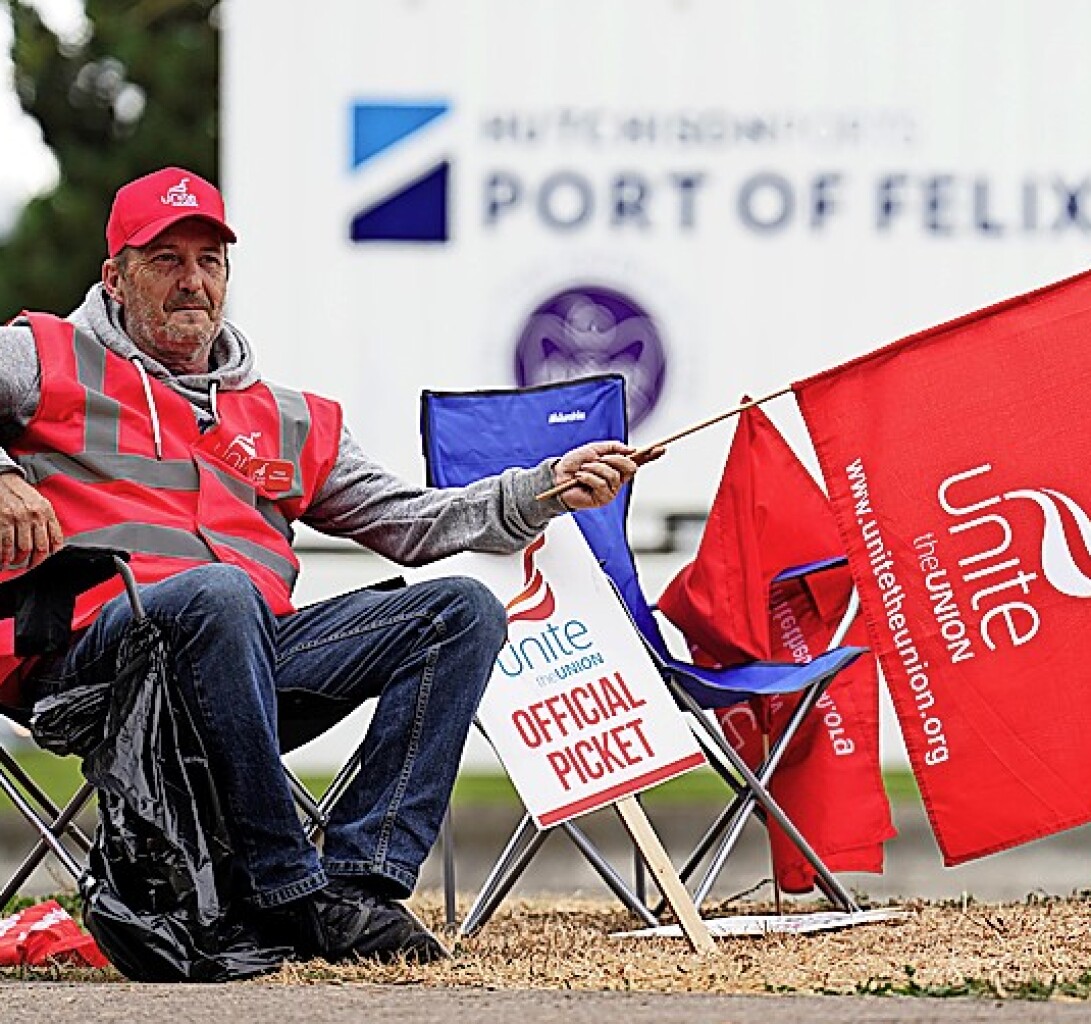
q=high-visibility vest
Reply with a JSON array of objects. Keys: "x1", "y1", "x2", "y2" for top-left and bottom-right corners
[{"x1": 0, "y1": 312, "x2": 343, "y2": 703}]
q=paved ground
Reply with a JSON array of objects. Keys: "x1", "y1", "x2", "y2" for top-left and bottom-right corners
[{"x1": 1, "y1": 984, "x2": 1089, "y2": 1024}]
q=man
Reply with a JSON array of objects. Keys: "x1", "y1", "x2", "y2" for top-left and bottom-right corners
[{"x1": 0, "y1": 167, "x2": 647, "y2": 964}]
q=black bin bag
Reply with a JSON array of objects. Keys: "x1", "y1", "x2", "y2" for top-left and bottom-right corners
[{"x1": 67, "y1": 617, "x2": 287, "y2": 981}]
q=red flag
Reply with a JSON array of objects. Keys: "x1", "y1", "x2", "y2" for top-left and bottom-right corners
[
  {"x1": 659, "y1": 399, "x2": 844, "y2": 664},
  {"x1": 659, "y1": 403, "x2": 894, "y2": 891},
  {"x1": 795, "y1": 268, "x2": 1091, "y2": 865}
]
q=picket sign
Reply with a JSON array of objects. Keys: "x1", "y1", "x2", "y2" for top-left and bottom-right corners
[{"x1": 408, "y1": 515, "x2": 713, "y2": 952}]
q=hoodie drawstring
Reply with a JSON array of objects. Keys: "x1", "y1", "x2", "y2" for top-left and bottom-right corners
[
  {"x1": 209, "y1": 381, "x2": 220, "y2": 426},
  {"x1": 130, "y1": 358, "x2": 163, "y2": 460}
]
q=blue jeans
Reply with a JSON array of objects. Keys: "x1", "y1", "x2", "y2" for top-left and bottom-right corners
[{"x1": 35, "y1": 563, "x2": 507, "y2": 908}]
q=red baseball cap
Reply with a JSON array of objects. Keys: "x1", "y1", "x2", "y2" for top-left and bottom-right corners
[{"x1": 105, "y1": 166, "x2": 237, "y2": 257}]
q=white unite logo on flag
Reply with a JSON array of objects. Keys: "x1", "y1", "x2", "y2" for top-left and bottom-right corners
[
  {"x1": 1002, "y1": 487, "x2": 1091, "y2": 599},
  {"x1": 921, "y1": 466, "x2": 1091, "y2": 668}
]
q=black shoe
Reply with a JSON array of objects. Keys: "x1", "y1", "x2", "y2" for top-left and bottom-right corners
[
  {"x1": 252, "y1": 887, "x2": 378, "y2": 962},
  {"x1": 327, "y1": 878, "x2": 451, "y2": 964}
]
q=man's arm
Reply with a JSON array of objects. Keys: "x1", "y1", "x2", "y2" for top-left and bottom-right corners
[
  {"x1": 302, "y1": 427, "x2": 645, "y2": 566},
  {"x1": 0, "y1": 324, "x2": 64, "y2": 566},
  {"x1": 0, "y1": 323, "x2": 42, "y2": 464}
]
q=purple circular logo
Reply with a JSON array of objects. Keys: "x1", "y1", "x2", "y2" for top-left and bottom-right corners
[{"x1": 513, "y1": 285, "x2": 667, "y2": 428}]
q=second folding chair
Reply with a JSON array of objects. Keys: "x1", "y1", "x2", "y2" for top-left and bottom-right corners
[{"x1": 421, "y1": 374, "x2": 868, "y2": 934}]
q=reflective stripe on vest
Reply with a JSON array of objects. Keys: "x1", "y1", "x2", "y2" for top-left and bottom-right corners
[
  {"x1": 265, "y1": 382, "x2": 311, "y2": 500},
  {"x1": 19, "y1": 451, "x2": 200, "y2": 489},
  {"x1": 75, "y1": 327, "x2": 124, "y2": 452},
  {"x1": 67, "y1": 524, "x2": 217, "y2": 562},
  {"x1": 63, "y1": 523, "x2": 299, "y2": 591},
  {"x1": 200, "y1": 528, "x2": 298, "y2": 588}
]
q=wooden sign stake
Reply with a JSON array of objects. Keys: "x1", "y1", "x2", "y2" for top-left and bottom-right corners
[{"x1": 614, "y1": 795, "x2": 716, "y2": 954}]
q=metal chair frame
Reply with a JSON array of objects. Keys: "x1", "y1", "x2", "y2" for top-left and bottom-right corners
[{"x1": 651, "y1": 584, "x2": 862, "y2": 913}]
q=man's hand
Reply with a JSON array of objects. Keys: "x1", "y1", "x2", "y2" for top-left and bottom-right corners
[
  {"x1": 551, "y1": 441, "x2": 663, "y2": 510},
  {"x1": 0, "y1": 472, "x2": 64, "y2": 568}
]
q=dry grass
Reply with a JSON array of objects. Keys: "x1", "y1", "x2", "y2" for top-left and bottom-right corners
[
  {"x1": 267, "y1": 893, "x2": 1091, "y2": 999},
  {"x1": 5, "y1": 893, "x2": 1091, "y2": 999}
]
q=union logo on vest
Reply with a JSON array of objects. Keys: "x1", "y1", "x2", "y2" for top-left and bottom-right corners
[{"x1": 349, "y1": 100, "x2": 451, "y2": 243}]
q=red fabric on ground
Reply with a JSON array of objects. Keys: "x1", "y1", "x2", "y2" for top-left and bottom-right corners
[{"x1": 0, "y1": 899, "x2": 108, "y2": 968}]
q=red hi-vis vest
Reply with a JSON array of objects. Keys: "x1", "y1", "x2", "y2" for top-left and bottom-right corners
[{"x1": 0, "y1": 313, "x2": 343, "y2": 703}]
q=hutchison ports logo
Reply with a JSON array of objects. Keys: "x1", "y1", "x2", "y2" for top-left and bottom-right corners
[
  {"x1": 505, "y1": 535, "x2": 556, "y2": 624},
  {"x1": 349, "y1": 101, "x2": 451, "y2": 243}
]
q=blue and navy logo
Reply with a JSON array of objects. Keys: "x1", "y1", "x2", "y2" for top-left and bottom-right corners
[{"x1": 349, "y1": 101, "x2": 451, "y2": 243}]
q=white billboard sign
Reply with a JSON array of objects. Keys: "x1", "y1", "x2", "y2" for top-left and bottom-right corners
[{"x1": 224, "y1": 0, "x2": 1091, "y2": 525}]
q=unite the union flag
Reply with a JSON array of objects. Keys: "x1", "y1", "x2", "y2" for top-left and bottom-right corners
[{"x1": 795, "y1": 268, "x2": 1091, "y2": 864}]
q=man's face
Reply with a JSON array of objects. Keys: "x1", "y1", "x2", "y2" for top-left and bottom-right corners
[{"x1": 102, "y1": 219, "x2": 229, "y2": 374}]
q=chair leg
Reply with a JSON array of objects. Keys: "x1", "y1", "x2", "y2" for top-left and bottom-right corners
[
  {"x1": 686, "y1": 592, "x2": 867, "y2": 911},
  {"x1": 691, "y1": 803, "x2": 759, "y2": 909},
  {"x1": 0, "y1": 748, "x2": 93, "y2": 854},
  {"x1": 0, "y1": 773, "x2": 94, "y2": 908},
  {"x1": 288, "y1": 748, "x2": 366, "y2": 844},
  {"x1": 675, "y1": 685, "x2": 860, "y2": 913},
  {"x1": 649, "y1": 794, "x2": 740, "y2": 917},
  {"x1": 460, "y1": 813, "x2": 544, "y2": 936},
  {"x1": 284, "y1": 765, "x2": 328, "y2": 838},
  {"x1": 441, "y1": 807, "x2": 457, "y2": 927},
  {"x1": 564, "y1": 818, "x2": 658, "y2": 927},
  {"x1": 459, "y1": 812, "x2": 661, "y2": 938},
  {"x1": 649, "y1": 722, "x2": 756, "y2": 917},
  {"x1": 309, "y1": 754, "x2": 363, "y2": 837},
  {"x1": 688, "y1": 682, "x2": 828, "y2": 908}
]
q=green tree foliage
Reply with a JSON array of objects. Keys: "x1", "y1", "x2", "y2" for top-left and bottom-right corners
[{"x1": 0, "y1": 0, "x2": 219, "y2": 320}]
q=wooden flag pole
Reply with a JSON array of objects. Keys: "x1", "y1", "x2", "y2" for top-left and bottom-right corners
[{"x1": 535, "y1": 385, "x2": 793, "y2": 502}]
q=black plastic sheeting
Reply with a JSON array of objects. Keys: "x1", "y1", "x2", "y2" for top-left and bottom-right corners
[{"x1": 34, "y1": 617, "x2": 288, "y2": 982}]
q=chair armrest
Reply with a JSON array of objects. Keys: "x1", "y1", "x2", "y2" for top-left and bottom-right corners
[
  {"x1": 772, "y1": 555, "x2": 848, "y2": 583},
  {"x1": 0, "y1": 545, "x2": 131, "y2": 655}
]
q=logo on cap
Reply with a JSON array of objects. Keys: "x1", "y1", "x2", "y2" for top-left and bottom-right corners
[{"x1": 161, "y1": 178, "x2": 199, "y2": 209}]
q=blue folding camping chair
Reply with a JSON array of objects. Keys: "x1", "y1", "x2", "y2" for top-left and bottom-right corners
[{"x1": 421, "y1": 374, "x2": 868, "y2": 933}]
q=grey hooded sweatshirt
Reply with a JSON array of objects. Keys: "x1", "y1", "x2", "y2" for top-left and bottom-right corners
[{"x1": 0, "y1": 285, "x2": 569, "y2": 566}]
